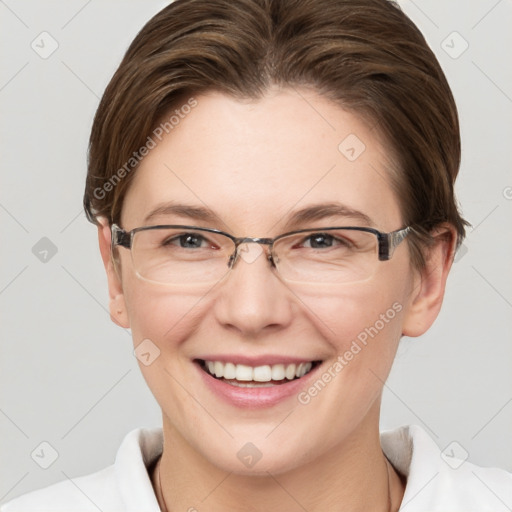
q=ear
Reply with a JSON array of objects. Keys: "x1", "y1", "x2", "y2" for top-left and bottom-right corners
[
  {"x1": 97, "y1": 217, "x2": 130, "y2": 329},
  {"x1": 402, "y1": 223, "x2": 458, "y2": 337}
]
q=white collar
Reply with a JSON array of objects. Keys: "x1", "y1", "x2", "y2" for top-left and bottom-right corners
[{"x1": 7, "y1": 424, "x2": 509, "y2": 511}]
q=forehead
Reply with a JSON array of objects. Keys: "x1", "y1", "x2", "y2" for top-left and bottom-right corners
[{"x1": 121, "y1": 88, "x2": 403, "y2": 234}]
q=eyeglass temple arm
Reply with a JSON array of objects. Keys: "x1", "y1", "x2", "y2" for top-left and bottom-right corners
[
  {"x1": 111, "y1": 224, "x2": 131, "y2": 248},
  {"x1": 378, "y1": 226, "x2": 411, "y2": 261}
]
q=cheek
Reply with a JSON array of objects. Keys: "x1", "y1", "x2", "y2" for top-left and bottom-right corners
[
  {"x1": 121, "y1": 280, "x2": 212, "y2": 417},
  {"x1": 292, "y1": 273, "x2": 407, "y2": 352},
  {"x1": 122, "y1": 274, "x2": 209, "y2": 349},
  {"x1": 290, "y1": 270, "x2": 410, "y2": 414}
]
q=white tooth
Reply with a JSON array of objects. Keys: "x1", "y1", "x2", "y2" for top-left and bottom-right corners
[
  {"x1": 214, "y1": 361, "x2": 224, "y2": 378},
  {"x1": 204, "y1": 360, "x2": 314, "y2": 381},
  {"x1": 253, "y1": 365, "x2": 272, "y2": 382},
  {"x1": 271, "y1": 364, "x2": 286, "y2": 381},
  {"x1": 285, "y1": 364, "x2": 297, "y2": 380},
  {"x1": 223, "y1": 362, "x2": 236, "y2": 379},
  {"x1": 236, "y1": 364, "x2": 253, "y2": 381}
]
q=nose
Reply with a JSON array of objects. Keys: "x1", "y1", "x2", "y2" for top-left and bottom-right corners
[{"x1": 213, "y1": 242, "x2": 294, "y2": 337}]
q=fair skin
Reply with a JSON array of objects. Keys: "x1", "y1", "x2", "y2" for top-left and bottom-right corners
[{"x1": 98, "y1": 88, "x2": 456, "y2": 511}]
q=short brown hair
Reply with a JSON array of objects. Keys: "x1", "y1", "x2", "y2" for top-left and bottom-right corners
[{"x1": 84, "y1": 0, "x2": 468, "y2": 268}]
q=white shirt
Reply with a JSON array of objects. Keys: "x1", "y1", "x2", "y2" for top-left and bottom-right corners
[{"x1": 2, "y1": 424, "x2": 511, "y2": 511}]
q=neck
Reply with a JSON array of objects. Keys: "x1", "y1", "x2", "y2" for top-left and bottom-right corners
[{"x1": 154, "y1": 405, "x2": 405, "y2": 512}]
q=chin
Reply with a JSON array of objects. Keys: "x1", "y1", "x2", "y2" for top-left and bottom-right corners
[{"x1": 187, "y1": 422, "x2": 318, "y2": 477}]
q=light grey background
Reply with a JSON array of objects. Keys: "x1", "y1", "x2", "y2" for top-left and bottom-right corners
[{"x1": 1, "y1": 0, "x2": 511, "y2": 504}]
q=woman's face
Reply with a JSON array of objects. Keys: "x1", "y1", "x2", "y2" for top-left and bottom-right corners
[{"x1": 111, "y1": 88, "x2": 423, "y2": 474}]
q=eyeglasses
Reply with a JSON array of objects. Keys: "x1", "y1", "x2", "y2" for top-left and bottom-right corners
[{"x1": 111, "y1": 224, "x2": 412, "y2": 286}]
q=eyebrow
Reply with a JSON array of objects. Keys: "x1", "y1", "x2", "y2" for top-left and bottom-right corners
[
  {"x1": 143, "y1": 202, "x2": 219, "y2": 224},
  {"x1": 281, "y1": 203, "x2": 374, "y2": 229},
  {"x1": 142, "y1": 201, "x2": 374, "y2": 229}
]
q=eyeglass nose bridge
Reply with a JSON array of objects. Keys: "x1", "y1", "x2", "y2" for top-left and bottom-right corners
[{"x1": 228, "y1": 236, "x2": 278, "y2": 268}]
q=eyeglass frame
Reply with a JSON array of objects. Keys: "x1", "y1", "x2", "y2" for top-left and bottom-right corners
[{"x1": 111, "y1": 223, "x2": 412, "y2": 274}]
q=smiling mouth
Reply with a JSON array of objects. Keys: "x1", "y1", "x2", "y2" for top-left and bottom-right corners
[{"x1": 197, "y1": 359, "x2": 322, "y2": 387}]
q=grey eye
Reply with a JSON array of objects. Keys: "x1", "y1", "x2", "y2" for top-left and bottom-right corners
[
  {"x1": 164, "y1": 233, "x2": 208, "y2": 249},
  {"x1": 301, "y1": 233, "x2": 351, "y2": 249}
]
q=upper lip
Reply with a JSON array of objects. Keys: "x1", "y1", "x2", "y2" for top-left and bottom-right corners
[{"x1": 195, "y1": 354, "x2": 321, "y2": 366}]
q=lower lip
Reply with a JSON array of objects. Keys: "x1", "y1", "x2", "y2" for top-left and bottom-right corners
[{"x1": 194, "y1": 361, "x2": 321, "y2": 408}]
